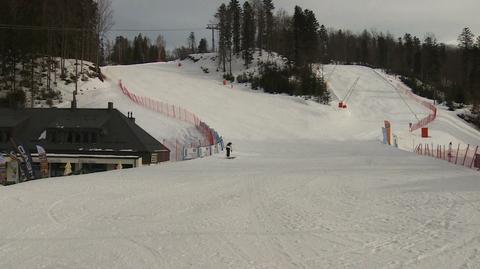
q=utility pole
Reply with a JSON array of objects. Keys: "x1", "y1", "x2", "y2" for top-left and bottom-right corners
[{"x1": 206, "y1": 24, "x2": 219, "y2": 52}]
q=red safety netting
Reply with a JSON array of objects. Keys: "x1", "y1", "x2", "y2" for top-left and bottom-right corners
[
  {"x1": 393, "y1": 81, "x2": 438, "y2": 132},
  {"x1": 118, "y1": 80, "x2": 220, "y2": 160},
  {"x1": 415, "y1": 143, "x2": 480, "y2": 171}
]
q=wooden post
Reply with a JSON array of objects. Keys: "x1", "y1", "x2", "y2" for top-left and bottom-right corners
[
  {"x1": 463, "y1": 144, "x2": 470, "y2": 166},
  {"x1": 470, "y1": 146, "x2": 479, "y2": 169},
  {"x1": 455, "y1": 144, "x2": 460, "y2": 164}
]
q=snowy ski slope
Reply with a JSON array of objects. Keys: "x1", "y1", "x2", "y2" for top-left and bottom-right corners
[{"x1": 1, "y1": 58, "x2": 480, "y2": 269}]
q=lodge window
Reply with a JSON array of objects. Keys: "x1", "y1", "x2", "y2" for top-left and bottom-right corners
[
  {"x1": 50, "y1": 131, "x2": 57, "y2": 143},
  {"x1": 67, "y1": 132, "x2": 73, "y2": 143},
  {"x1": 75, "y1": 133, "x2": 81, "y2": 143},
  {"x1": 48, "y1": 130, "x2": 100, "y2": 144}
]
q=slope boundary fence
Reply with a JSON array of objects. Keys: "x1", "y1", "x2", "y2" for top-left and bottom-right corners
[
  {"x1": 118, "y1": 80, "x2": 224, "y2": 161},
  {"x1": 415, "y1": 143, "x2": 480, "y2": 171},
  {"x1": 393, "y1": 81, "x2": 437, "y2": 132},
  {"x1": 373, "y1": 69, "x2": 437, "y2": 132}
]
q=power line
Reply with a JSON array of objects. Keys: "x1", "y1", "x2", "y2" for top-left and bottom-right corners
[
  {"x1": 372, "y1": 69, "x2": 420, "y2": 121},
  {"x1": 342, "y1": 77, "x2": 360, "y2": 103},
  {"x1": 0, "y1": 24, "x2": 206, "y2": 33},
  {"x1": 110, "y1": 28, "x2": 206, "y2": 32},
  {"x1": 0, "y1": 24, "x2": 89, "y2": 32}
]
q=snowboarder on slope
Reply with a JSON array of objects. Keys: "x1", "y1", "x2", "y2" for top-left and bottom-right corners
[{"x1": 226, "y1": 142, "x2": 233, "y2": 158}]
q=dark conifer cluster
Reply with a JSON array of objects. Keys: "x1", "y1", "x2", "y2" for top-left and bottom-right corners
[
  {"x1": 109, "y1": 33, "x2": 210, "y2": 64},
  {"x1": 0, "y1": 0, "x2": 113, "y2": 108},
  {"x1": 109, "y1": 34, "x2": 164, "y2": 65},
  {"x1": 215, "y1": 1, "x2": 329, "y2": 103}
]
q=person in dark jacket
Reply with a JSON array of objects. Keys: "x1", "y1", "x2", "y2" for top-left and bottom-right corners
[{"x1": 226, "y1": 142, "x2": 233, "y2": 158}]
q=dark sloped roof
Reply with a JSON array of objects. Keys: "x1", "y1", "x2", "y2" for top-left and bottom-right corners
[
  {"x1": 0, "y1": 107, "x2": 169, "y2": 156},
  {"x1": 47, "y1": 113, "x2": 111, "y2": 129},
  {"x1": 0, "y1": 115, "x2": 30, "y2": 128}
]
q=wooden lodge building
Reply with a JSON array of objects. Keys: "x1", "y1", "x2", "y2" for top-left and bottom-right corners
[{"x1": 0, "y1": 102, "x2": 170, "y2": 184}]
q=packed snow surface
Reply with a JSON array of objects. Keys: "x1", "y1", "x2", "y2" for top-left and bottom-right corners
[{"x1": 1, "y1": 57, "x2": 480, "y2": 269}]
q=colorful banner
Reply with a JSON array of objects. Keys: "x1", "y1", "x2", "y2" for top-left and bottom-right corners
[
  {"x1": 7, "y1": 158, "x2": 19, "y2": 183},
  {"x1": 9, "y1": 151, "x2": 26, "y2": 182},
  {"x1": 0, "y1": 155, "x2": 6, "y2": 185},
  {"x1": 10, "y1": 139, "x2": 35, "y2": 181},
  {"x1": 18, "y1": 145, "x2": 35, "y2": 180},
  {"x1": 36, "y1": 145, "x2": 49, "y2": 178},
  {"x1": 382, "y1": 127, "x2": 388, "y2": 145},
  {"x1": 183, "y1": 148, "x2": 199, "y2": 160}
]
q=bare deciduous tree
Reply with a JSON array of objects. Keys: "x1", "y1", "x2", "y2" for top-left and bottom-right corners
[
  {"x1": 95, "y1": 0, "x2": 114, "y2": 72},
  {"x1": 96, "y1": 0, "x2": 114, "y2": 40}
]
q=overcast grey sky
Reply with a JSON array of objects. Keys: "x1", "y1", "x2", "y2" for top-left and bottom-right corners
[{"x1": 109, "y1": 0, "x2": 480, "y2": 50}]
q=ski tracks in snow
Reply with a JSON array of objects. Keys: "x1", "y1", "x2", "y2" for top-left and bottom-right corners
[{"x1": 246, "y1": 175, "x2": 307, "y2": 268}]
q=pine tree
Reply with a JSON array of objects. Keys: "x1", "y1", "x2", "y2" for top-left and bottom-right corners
[
  {"x1": 225, "y1": 6, "x2": 233, "y2": 74},
  {"x1": 358, "y1": 30, "x2": 370, "y2": 65},
  {"x1": 403, "y1": 33, "x2": 414, "y2": 76},
  {"x1": 319, "y1": 25, "x2": 329, "y2": 63},
  {"x1": 263, "y1": 0, "x2": 275, "y2": 54},
  {"x1": 292, "y1": 7, "x2": 319, "y2": 66},
  {"x1": 422, "y1": 34, "x2": 440, "y2": 87},
  {"x1": 253, "y1": 0, "x2": 265, "y2": 54},
  {"x1": 156, "y1": 35, "x2": 167, "y2": 62},
  {"x1": 458, "y1": 27, "x2": 475, "y2": 49},
  {"x1": 241, "y1": 1, "x2": 255, "y2": 68},
  {"x1": 216, "y1": 4, "x2": 228, "y2": 72},
  {"x1": 413, "y1": 36, "x2": 422, "y2": 77},
  {"x1": 229, "y1": 0, "x2": 241, "y2": 55},
  {"x1": 303, "y1": 9, "x2": 319, "y2": 63},
  {"x1": 293, "y1": 6, "x2": 305, "y2": 67},
  {"x1": 457, "y1": 27, "x2": 475, "y2": 98},
  {"x1": 198, "y1": 38, "x2": 208, "y2": 53},
  {"x1": 188, "y1": 32, "x2": 197, "y2": 53},
  {"x1": 376, "y1": 34, "x2": 388, "y2": 68}
]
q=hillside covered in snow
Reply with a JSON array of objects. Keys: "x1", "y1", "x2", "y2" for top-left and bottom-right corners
[{"x1": 1, "y1": 54, "x2": 480, "y2": 268}]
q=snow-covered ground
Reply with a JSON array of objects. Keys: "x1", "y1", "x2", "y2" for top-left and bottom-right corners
[
  {"x1": 1, "y1": 56, "x2": 480, "y2": 269},
  {"x1": 324, "y1": 65, "x2": 480, "y2": 151}
]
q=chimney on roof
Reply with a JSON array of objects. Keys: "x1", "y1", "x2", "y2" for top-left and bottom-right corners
[
  {"x1": 127, "y1": 111, "x2": 135, "y2": 123},
  {"x1": 108, "y1": 102, "x2": 113, "y2": 110},
  {"x1": 71, "y1": 100, "x2": 77, "y2": 109}
]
